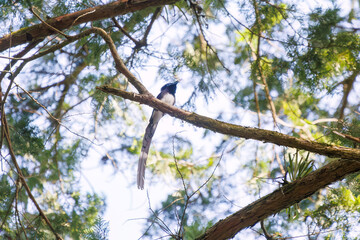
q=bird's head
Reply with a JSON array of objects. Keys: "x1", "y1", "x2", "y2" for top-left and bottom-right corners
[{"x1": 161, "y1": 81, "x2": 178, "y2": 95}]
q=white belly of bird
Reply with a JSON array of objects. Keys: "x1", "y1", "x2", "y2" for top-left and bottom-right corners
[
  {"x1": 161, "y1": 93, "x2": 175, "y2": 105},
  {"x1": 151, "y1": 93, "x2": 175, "y2": 124}
]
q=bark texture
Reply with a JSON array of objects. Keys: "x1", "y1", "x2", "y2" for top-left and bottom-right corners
[
  {"x1": 97, "y1": 85, "x2": 360, "y2": 239},
  {"x1": 96, "y1": 86, "x2": 360, "y2": 160},
  {"x1": 196, "y1": 158, "x2": 360, "y2": 239},
  {"x1": 0, "y1": 0, "x2": 179, "y2": 52}
]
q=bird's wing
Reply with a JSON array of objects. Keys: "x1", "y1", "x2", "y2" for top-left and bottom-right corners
[{"x1": 137, "y1": 110, "x2": 163, "y2": 189}]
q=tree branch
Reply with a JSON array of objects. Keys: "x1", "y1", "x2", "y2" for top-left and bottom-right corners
[
  {"x1": 252, "y1": 0, "x2": 278, "y2": 126},
  {"x1": 336, "y1": 70, "x2": 359, "y2": 120},
  {"x1": 112, "y1": 18, "x2": 140, "y2": 45},
  {"x1": 0, "y1": 39, "x2": 42, "y2": 85},
  {"x1": 3, "y1": 27, "x2": 149, "y2": 94},
  {"x1": 96, "y1": 85, "x2": 360, "y2": 160},
  {"x1": 112, "y1": 6, "x2": 161, "y2": 50},
  {"x1": 89, "y1": 27, "x2": 149, "y2": 94},
  {"x1": 0, "y1": 0, "x2": 179, "y2": 52},
  {"x1": 196, "y1": 158, "x2": 360, "y2": 239}
]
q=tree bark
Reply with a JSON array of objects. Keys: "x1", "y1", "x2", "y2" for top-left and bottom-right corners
[
  {"x1": 97, "y1": 85, "x2": 360, "y2": 239},
  {"x1": 0, "y1": 0, "x2": 179, "y2": 52},
  {"x1": 196, "y1": 158, "x2": 360, "y2": 239},
  {"x1": 96, "y1": 85, "x2": 360, "y2": 160}
]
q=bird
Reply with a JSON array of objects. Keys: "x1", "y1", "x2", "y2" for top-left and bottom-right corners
[{"x1": 137, "y1": 81, "x2": 179, "y2": 190}]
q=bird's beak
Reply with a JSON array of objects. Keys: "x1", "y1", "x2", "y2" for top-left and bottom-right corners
[{"x1": 174, "y1": 76, "x2": 181, "y2": 84}]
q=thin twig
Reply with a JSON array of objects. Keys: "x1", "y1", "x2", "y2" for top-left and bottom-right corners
[
  {"x1": 190, "y1": 151, "x2": 222, "y2": 201},
  {"x1": 0, "y1": 40, "x2": 42, "y2": 85},
  {"x1": 172, "y1": 130, "x2": 223, "y2": 238},
  {"x1": 111, "y1": 18, "x2": 139, "y2": 44},
  {"x1": 190, "y1": 1, "x2": 230, "y2": 73},
  {"x1": 252, "y1": 74, "x2": 261, "y2": 128},
  {"x1": 252, "y1": 0, "x2": 278, "y2": 127},
  {"x1": 172, "y1": 134, "x2": 189, "y2": 239},
  {"x1": 145, "y1": 191, "x2": 174, "y2": 237},
  {"x1": 260, "y1": 220, "x2": 274, "y2": 240},
  {"x1": 71, "y1": 9, "x2": 96, "y2": 28},
  {"x1": 14, "y1": 81, "x2": 60, "y2": 123},
  {"x1": 30, "y1": 6, "x2": 70, "y2": 39},
  {"x1": 15, "y1": 179, "x2": 29, "y2": 240},
  {"x1": 14, "y1": 81, "x2": 98, "y2": 145},
  {"x1": 172, "y1": 135, "x2": 188, "y2": 196},
  {"x1": 332, "y1": 131, "x2": 360, "y2": 144},
  {"x1": 0, "y1": 55, "x2": 26, "y2": 60},
  {"x1": 138, "y1": 7, "x2": 163, "y2": 48}
]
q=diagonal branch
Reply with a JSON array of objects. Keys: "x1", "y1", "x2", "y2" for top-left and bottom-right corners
[
  {"x1": 136, "y1": 7, "x2": 162, "y2": 50},
  {"x1": 112, "y1": 7, "x2": 162, "y2": 49},
  {"x1": 88, "y1": 27, "x2": 149, "y2": 94},
  {"x1": 112, "y1": 18, "x2": 139, "y2": 45},
  {"x1": 0, "y1": 39, "x2": 42, "y2": 85},
  {"x1": 30, "y1": 6, "x2": 70, "y2": 39},
  {"x1": 336, "y1": 70, "x2": 359, "y2": 120},
  {"x1": 0, "y1": 0, "x2": 180, "y2": 52},
  {"x1": 96, "y1": 85, "x2": 360, "y2": 160},
  {"x1": 196, "y1": 158, "x2": 360, "y2": 239},
  {"x1": 3, "y1": 27, "x2": 149, "y2": 94}
]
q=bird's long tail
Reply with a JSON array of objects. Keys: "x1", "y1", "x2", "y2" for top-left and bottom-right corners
[{"x1": 137, "y1": 122, "x2": 158, "y2": 189}]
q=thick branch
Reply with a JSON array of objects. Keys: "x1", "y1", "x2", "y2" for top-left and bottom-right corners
[
  {"x1": 96, "y1": 86, "x2": 360, "y2": 160},
  {"x1": 0, "y1": 0, "x2": 179, "y2": 52},
  {"x1": 89, "y1": 27, "x2": 148, "y2": 94},
  {"x1": 196, "y1": 158, "x2": 360, "y2": 239}
]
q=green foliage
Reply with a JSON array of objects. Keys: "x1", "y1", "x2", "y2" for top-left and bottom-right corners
[
  {"x1": 257, "y1": 3, "x2": 288, "y2": 33},
  {"x1": 92, "y1": 90, "x2": 116, "y2": 120},
  {"x1": 183, "y1": 218, "x2": 214, "y2": 239},
  {"x1": 285, "y1": 151, "x2": 314, "y2": 182},
  {"x1": 0, "y1": 175, "x2": 14, "y2": 232},
  {"x1": 308, "y1": 8, "x2": 343, "y2": 43},
  {"x1": 8, "y1": 113, "x2": 44, "y2": 157},
  {"x1": 290, "y1": 8, "x2": 360, "y2": 91},
  {"x1": 83, "y1": 216, "x2": 110, "y2": 240},
  {"x1": 304, "y1": 186, "x2": 360, "y2": 238},
  {"x1": 284, "y1": 151, "x2": 314, "y2": 220},
  {"x1": 146, "y1": 188, "x2": 215, "y2": 238},
  {"x1": 1, "y1": 0, "x2": 360, "y2": 239}
]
